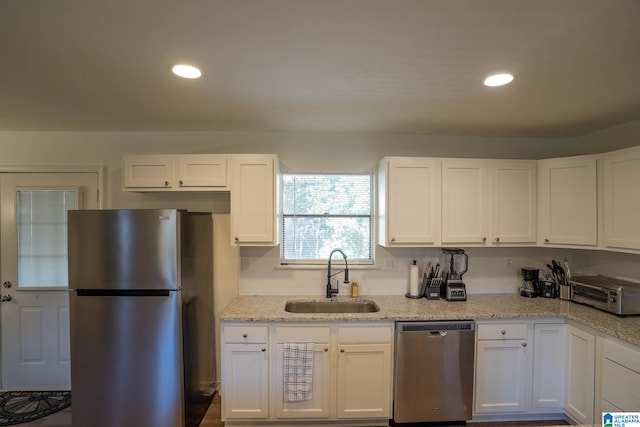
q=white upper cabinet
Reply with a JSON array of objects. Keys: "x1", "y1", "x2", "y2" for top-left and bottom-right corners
[
  {"x1": 442, "y1": 159, "x2": 536, "y2": 246},
  {"x1": 491, "y1": 160, "x2": 537, "y2": 244},
  {"x1": 123, "y1": 154, "x2": 229, "y2": 191},
  {"x1": 603, "y1": 146, "x2": 640, "y2": 251},
  {"x1": 230, "y1": 154, "x2": 279, "y2": 246},
  {"x1": 441, "y1": 159, "x2": 491, "y2": 245},
  {"x1": 378, "y1": 157, "x2": 441, "y2": 246},
  {"x1": 537, "y1": 156, "x2": 598, "y2": 247}
]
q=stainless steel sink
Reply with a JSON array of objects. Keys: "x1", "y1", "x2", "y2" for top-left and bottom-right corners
[{"x1": 284, "y1": 299, "x2": 380, "y2": 313}]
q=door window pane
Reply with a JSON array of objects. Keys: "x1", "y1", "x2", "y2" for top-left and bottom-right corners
[{"x1": 17, "y1": 189, "x2": 77, "y2": 287}]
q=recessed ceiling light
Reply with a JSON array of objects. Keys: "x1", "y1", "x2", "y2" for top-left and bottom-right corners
[
  {"x1": 171, "y1": 64, "x2": 202, "y2": 79},
  {"x1": 484, "y1": 73, "x2": 514, "y2": 87}
]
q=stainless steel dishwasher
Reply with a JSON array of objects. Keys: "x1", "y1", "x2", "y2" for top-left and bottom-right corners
[{"x1": 393, "y1": 320, "x2": 475, "y2": 424}]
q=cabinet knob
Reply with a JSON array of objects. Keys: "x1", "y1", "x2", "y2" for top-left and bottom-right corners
[
  {"x1": 482, "y1": 237, "x2": 487, "y2": 242},
  {"x1": 501, "y1": 330, "x2": 506, "y2": 335},
  {"x1": 242, "y1": 333, "x2": 248, "y2": 338},
  {"x1": 234, "y1": 237, "x2": 239, "y2": 244},
  {"x1": 261, "y1": 348, "x2": 266, "y2": 352},
  {"x1": 164, "y1": 181, "x2": 169, "y2": 187},
  {"x1": 544, "y1": 238, "x2": 550, "y2": 243},
  {"x1": 340, "y1": 348, "x2": 345, "y2": 353},
  {"x1": 495, "y1": 237, "x2": 500, "y2": 242},
  {"x1": 521, "y1": 342, "x2": 527, "y2": 347},
  {"x1": 324, "y1": 348, "x2": 329, "y2": 352},
  {"x1": 179, "y1": 180, "x2": 184, "y2": 186},
  {"x1": 391, "y1": 237, "x2": 396, "y2": 242}
]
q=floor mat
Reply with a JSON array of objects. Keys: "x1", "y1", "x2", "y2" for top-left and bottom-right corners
[{"x1": 0, "y1": 391, "x2": 71, "y2": 426}]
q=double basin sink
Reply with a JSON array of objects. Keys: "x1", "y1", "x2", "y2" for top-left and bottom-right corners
[{"x1": 284, "y1": 299, "x2": 380, "y2": 314}]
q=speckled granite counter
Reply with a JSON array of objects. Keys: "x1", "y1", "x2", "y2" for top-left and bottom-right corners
[{"x1": 219, "y1": 293, "x2": 640, "y2": 347}]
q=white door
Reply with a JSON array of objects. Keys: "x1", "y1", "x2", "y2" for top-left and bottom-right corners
[{"x1": 0, "y1": 172, "x2": 99, "y2": 389}]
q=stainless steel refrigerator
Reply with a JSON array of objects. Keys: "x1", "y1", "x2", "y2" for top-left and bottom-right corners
[{"x1": 68, "y1": 209, "x2": 215, "y2": 427}]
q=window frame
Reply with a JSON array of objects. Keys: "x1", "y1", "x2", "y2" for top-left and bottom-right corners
[{"x1": 279, "y1": 171, "x2": 376, "y2": 266}]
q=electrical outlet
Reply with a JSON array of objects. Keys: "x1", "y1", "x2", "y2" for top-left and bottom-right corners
[{"x1": 385, "y1": 259, "x2": 397, "y2": 271}]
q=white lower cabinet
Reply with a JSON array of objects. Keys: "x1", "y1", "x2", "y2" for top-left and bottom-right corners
[
  {"x1": 336, "y1": 325, "x2": 393, "y2": 419},
  {"x1": 598, "y1": 336, "x2": 640, "y2": 413},
  {"x1": 565, "y1": 323, "x2": 595, "y2": 424},
  {"x1": 532, "y1": 323, "x2": 565, "y2": 409},
  {"x1": 222, "y1": 326, "x2": 269, "y2": 420},
  {"x1": 474, "y1": 320, "x2": 565, "y2": 419},
  {"x1": 272, "y1": 326, "x2": 331, "y2": 419},
  {"x1": 475, "y1": 321, "x2": 530, "y2": 414},
  {"x1": 221, "y1": 322, "x2": 394, "y2": 425}
]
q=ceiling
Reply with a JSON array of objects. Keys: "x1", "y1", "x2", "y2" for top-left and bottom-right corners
[{"x1": 1, "y1": 0, "x2": 639, "y2": 138}]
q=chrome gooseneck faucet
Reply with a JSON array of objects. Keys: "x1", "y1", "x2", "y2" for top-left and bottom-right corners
[{"x1": 326, "y1": 249, "x2": 349, "y2": 298}]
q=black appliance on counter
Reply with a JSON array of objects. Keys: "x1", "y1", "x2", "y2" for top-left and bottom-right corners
[
  {"x1": 440, "y1": 248, "x2": 468, "y2": 301},
  {"x1": 520, "y1": 267, "x2": 539, "y2": 298}
]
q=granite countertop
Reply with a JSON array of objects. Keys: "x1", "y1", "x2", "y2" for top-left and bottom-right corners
[{"x1": 219, "y1": 293, "x2": 640, "y2": 347}]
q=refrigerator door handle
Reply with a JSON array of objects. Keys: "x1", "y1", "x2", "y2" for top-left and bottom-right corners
[{"x1": 75, "y1": 289, "x2": 172, "y2": 297}]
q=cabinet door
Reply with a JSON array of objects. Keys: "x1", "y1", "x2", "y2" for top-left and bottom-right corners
[
  {"x1": 565, "y1": 325, "x2": 595, "y2": 424},
  {"x1": 474, "y1": 339, "x2": 528, "y2": 413},
  {"x1": 532, "y1": 324, "x2": 565, "y2": 409},
  {"x1": 491, "y1": 161, "x2": 536, "y2": 244},
  {"x1": 600, "y1": 337, "x2": 640, "y2": 412},
  {"x1": 230, "y1": 154, "x2": 278, "y2": 246},
  {"x1": 537, "y1": 157, "x2": 598, "y2": 246},
  {"x1": 378, "y1": 157, "x2": 440, "y2": 246},
  {"x1": 336, "y1": 343, "x2": 392, "y2": 419},
  {"x1": 177, "y1": 154, "x2": 228, "y2": 188},
  {"x1": 442, "y1": 159, "x2": 490, "y2": 245},
  {"x1": 123, "y1": 154, "x2": 174, "y2": 189},
  {"x1": 273, "y1": 343, "x2": 331, "y2": 419},
  {"x1": 604, "y1": 147, "x2": 640, "y2": 250},
  {"x1": 222, "y1": 343, "x2": 269, "y2": 420}
]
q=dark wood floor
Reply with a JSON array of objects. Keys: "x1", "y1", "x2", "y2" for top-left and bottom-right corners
[{"x1": 22, "y1": 393, "x2": 568, "y2": 427}]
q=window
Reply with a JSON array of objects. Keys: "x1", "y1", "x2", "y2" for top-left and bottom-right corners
[
  {"x1": 281, "y1": 173, "x2": 374, "y2": 265},
  {"x1": 17, "y1": 188, "x2": 78, "y2": 287}
]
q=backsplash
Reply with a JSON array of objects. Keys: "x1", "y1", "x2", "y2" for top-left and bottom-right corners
[{"x1": 236, "y1": 246, "x2": 638, "y2": 296}]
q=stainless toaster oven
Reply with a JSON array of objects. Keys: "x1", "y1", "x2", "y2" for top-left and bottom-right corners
[{"x1": 570, "y1": 275, "x2": 640, "y2": 316}]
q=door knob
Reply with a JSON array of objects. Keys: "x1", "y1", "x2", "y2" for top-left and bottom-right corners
[{"x1": 0, "y1": 295, "x2": 12, "y2": 302}]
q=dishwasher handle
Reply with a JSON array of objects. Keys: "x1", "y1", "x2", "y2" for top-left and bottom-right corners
[{"x1": 397, "y1": 320, "x2": 475, "y2": 333}]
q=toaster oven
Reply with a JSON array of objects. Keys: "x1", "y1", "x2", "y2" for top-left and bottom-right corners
[{"x1": 570, "y1": 275, "x2": 640, "y2": 316}]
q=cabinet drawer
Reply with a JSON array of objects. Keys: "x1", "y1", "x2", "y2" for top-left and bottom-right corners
[
  {"x1": 274, "y1": 326, "x2": 331, "y2": 343},
  {"x1": 224, "y1": 326, "x2": 268, "y2": 343},
  {"x1": 477, "y1": 323, "x2": 527, "y2": 340},
  {"x1": 337, "y1": 324, "x2": 393, "y2": 343},
  {"x1": 603, "y1": 338, "x2": 640, "y2": 373}
]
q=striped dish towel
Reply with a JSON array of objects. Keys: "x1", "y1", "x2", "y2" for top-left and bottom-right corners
[{"x1": 283, "y1": 342, "x2": 315, "y2": 402}]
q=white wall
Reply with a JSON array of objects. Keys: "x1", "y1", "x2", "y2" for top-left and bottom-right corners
[{"x1": 1, "y1": 126, "x2": 639, "y2": 297}]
